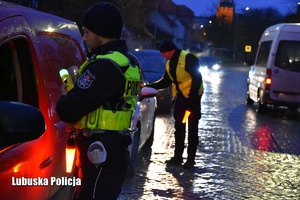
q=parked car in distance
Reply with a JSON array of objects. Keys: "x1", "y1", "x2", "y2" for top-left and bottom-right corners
[
  {"x1": 0, "y1": 1, "x2": 157, "y2": 198},
  {"x1": 198, "y1": 56, "x2": 222, "y2": 74},
  {"x1": 130, "y1": 49, "x2": 172, "y2": 113},
  {"x1": 246, "y1": 23, "x2": 300, "y2": 113}
]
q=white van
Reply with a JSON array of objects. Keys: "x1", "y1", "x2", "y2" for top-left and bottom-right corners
[{"x1": 246, "y1": 23, "x2": 300, "y2": 113}]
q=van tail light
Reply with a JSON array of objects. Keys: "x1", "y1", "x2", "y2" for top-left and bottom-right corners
[
  {"x1": 265, "y1": 68, "x2": 272, "y2": 90},
  {"x1": 265, "y1": 78, "x2": 272, "y2": 85}
]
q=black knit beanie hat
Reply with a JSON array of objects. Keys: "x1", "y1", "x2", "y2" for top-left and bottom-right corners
[
  {"x1": 159, "y1": 39, "x2": 177, "y2": 52},
  {"x1": 82, "y1": 2, "x2": 123, "y2": 39}
]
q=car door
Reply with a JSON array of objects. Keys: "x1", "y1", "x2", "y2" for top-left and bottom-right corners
[
  {"x1": 36, "y1": 27, "x2": 86, "y2": 199},
  {"x1": 0, "y1": 16, "x2": 53, "y2": 199},
  {"x1": 138, "y1": 72, "x2": 157, "y2": 149}
]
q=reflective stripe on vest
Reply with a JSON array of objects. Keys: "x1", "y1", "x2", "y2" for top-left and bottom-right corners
[
  {"x1": 166, "y1": 51, "x2": 204, "y2": 98},
  {"x1": 166, "y1": 50, "x2": 192, "y2": 98},
  {"x1": 73, "y1": 51, "x2": 140, "y2": 131}
]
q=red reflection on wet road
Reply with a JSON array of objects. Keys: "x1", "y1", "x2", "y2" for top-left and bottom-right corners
[{"x1": 251, "y1": 125, "x2": 271, "y2": 151}]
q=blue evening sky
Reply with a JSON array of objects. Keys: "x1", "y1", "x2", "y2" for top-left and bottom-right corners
[{"x1": 172, "y1": 0, "x2": 298, "y2": 16}]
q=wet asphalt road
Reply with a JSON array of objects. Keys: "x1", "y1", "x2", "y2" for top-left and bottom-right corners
[{"x1": 118, "y1": 64, "x2": 300, "y2": 200}]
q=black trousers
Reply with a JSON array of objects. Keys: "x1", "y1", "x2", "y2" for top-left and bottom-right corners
[
  {"x1": 173, "y1": 94, "x2": 201, "y2": 162},
  {"x1": 75, "y1": 131, "x2": 131, "y2": 200}
]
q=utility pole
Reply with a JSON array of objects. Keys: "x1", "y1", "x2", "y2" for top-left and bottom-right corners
[
  {"x1": 233, "y1": 13, "x2": 238, "y2": 62},
  {"x1": 153, "y1": 0, "x2": 158, "y2": 49}
]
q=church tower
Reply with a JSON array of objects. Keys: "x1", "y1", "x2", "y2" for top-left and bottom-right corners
[{"x1": 216, "y1": 0, "x2": 234, "y2": 25}]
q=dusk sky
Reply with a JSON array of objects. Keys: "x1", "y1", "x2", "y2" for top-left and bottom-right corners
[{"x1": 172, "y1": 0, "x2": 298, "y2": 16}]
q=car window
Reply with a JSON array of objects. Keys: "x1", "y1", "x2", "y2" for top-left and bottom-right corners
[
  {"x1": 201, "y1": 56, "x2": 218, "y2": 63},
  {"x1": 275, "y1": 41, "x2": 300, "y2": 72},
  {"x1": 132, "y1": 53, "x2": 165, "y2": 73},
  {"x1": 37, "y1": 34, "x2": 84, "y2": 106},
  {"x1": 256, "y1": 41, "x2": 272, "y2": 67},
  {"x1": 0, "y1": 38, "x2": 38, "y2": 107}
]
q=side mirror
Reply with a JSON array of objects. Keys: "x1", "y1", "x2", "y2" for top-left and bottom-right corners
[
  {"x1": 139, "y1": 87, "x2": 158, "y2": 100},
  {"x1": 0, "y1": 101, "x2": 45, "y2": 146}
]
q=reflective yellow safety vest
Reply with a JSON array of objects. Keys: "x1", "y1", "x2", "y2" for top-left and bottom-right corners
[
  {"x1": 166, "y1": 50, "x2": 203, "y2": 98},
  {"x1": 73, "y1": 51, "x2": 141, "y2": 131}
]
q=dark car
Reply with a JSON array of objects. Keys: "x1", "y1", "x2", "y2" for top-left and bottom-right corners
[
  {"x1": 130, "y1": 49, "x2": 172, "y2": 113},
  {"x1": 198, "y1": 56, "x2": 222, "y2": 74}
]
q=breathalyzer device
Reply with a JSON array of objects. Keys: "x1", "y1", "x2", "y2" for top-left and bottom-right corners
[{"x1": 59, "y1": 69, "x2": 74, "y2": 92}]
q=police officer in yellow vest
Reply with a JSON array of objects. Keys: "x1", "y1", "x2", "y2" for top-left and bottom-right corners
[
  {"x1": 148, "y1": 39, "x2": 203, "y2": 169},
  {"x1": 56, "y1": 2, "x2": 140, "y2": 199}
]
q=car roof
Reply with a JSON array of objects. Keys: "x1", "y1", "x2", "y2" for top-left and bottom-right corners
[
  {"x1": 130, "y1": 49, "x2": 161, "y2": 55},
  {"x1": 199, "y1": 56, "x2": 219, "y2": 59},
  {"x1": 199, "y1": 55, "x2": 218, "y2": 58},
  {"x1": 0, "y1": 1, "x2": 37, "y2": 20},
  {"x1": 0, "y1": 1, "x2": 81, "y2": 40}
]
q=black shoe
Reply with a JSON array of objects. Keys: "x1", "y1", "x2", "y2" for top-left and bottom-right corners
[
  {"x1": 183, "y1": 160, "x2": 195, "y2": 169},
  {"x1": 165, "y1": 157, "x2": 183, "y2": 165}
]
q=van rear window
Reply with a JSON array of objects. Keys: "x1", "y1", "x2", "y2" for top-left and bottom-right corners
[
  {"x1": 256, "y1": 41, "x2": 272, "y2": 67},
  {"x1": 275, "y1": 41, "x2": 300, "y2": 72}
]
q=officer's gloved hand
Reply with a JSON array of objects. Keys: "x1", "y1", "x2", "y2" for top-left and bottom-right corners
[
  {"x1": 140, "y1": 83, "x2": 147, "y2": 88},
  {"x1": 186, "y1": 97, "x2": 201, "y2": 120},
  {"x1": 65, "y1": 123, "x2": 75, "y2": 133},
  {"x1": 187, "y1": 97, "x2": 198, "y2": 110}
]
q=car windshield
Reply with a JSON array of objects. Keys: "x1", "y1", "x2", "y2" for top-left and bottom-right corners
[
  {"x1": 132, "y1": 53, "x2": 165, "y2": 73},
  {"x1": 199, "y1": 56, "x2": 219, "y2": 63},
  {"x1": 130, "y1": 50, "x2": 167, "y2": 82}
]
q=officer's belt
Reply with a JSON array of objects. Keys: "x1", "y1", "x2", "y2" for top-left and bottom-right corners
[{"x1": 82, "y1": 128, "x2": 135, "y2": 137}]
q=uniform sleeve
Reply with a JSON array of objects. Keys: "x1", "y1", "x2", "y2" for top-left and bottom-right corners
[
  {"x1": 56, "y1": 60, "x2": 125, "y2": 123},
  {"x1": 147, "y1": 71, "x2": 173, "y2": 89},
  {"x1": 185, "y1": 54, "x2": 202, "y2": 101}
]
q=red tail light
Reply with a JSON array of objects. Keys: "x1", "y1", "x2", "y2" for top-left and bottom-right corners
[
  {"x1": 265, "y1": 68, "x2": 272, "y2": 90},
  {"x1": 265, "y1": 78, "x2": 272, "y2": 85},
  {"x1": 66, "y1": 138, "x2": 76, "y2": 173}
]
